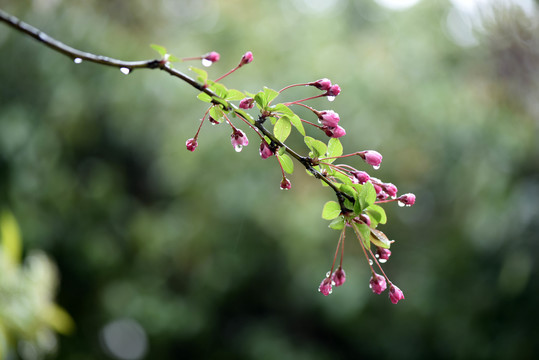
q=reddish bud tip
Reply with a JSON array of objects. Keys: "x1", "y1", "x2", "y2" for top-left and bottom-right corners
[
  {"x1": 239, "y1": 97, "x2": 255, "y2": 109},
  {"x1": 332, "y1": 267, "x2": 346, "y2": 287},
  {"x1": 318, "y1": 276, "x2": 334, "y2": 296},
  {"x1": 361, "y1": 150, "x2": 383, "y2": 169},
  {"x1": 351, "y1": 171, "x2": 370, "y2": 184},
  {"x1": 384, "y1": 183, "x2": 398, "y2": 198},
  {"x1": 389, "y1": 284, "x2": 405, "y2": 304},
  {"x1": 376, "y1": 247, "x2": 391, "y2": 262},
  {"x1": 239, "y1": 51, "x2": 253, "y2": 66},
  {"x1": 204, "y1": 51, "x2": 220, "y2": 63},
  {"x1": 231, "y1": 129, "x2": 248, "y2": 152},
  {"x1": 369, "y1": 273, "x2": 387, "y2": 294},
  {"x1": 398, "y1": 193, "x2": 416, "y2": 207},
  {"x1": 327, "y1": 84, "x2": 341, "y2": 97},
  {"x1": 311, "y1": 78, "x2": 332, "y2": 91},
  {"x1": 186, "y1": 138, "x2": 198, "y2": 152},
  {"x1": 280, "y1": 177, "x2": 292, "y2": 190},
  {"x1": 259, "y1": 141, "x2": 274, "y2": 159},
  {"x1": 318, "y1": 110, "x2": 340, "y2": 128},
  {"x1": 323, "y1": 125, "x2": 346, "y2": 138}
]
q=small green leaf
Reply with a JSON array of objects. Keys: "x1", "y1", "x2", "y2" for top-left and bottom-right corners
[
  {"x1": 359, "y1": 181, "x2": 377, "y2": 211},
  {"x1": 270, "y1": 103, "x2": 295, "y2": 116},
  {"x1": 279, "y1": 153, "x2": 294, "y2": 174},
  {"x1": 366, "y1": 204, "x2": 387, "y2": 225},
  {"x1": 150, "y1": 44, "x2": 167, "y2": 57},
  {"x1": 354, "y1": 223, "x2": 371, "y2": 250},
  {"x1": 304, "y1": 136, "x2": 327, "y2": 158},
  {"x1": 263, "y1": 87, "x2": 279, "y2": 104},
  {"x1": 211, "y1": 96, "x2": 229, "y2": 109},
  {"x1": 209, "y1": 106, "x2": 225, "y2": 124},
  {"x1": 208, "y1": 82, "x2": 228, "y2": 98},
  {"x1": 274, "y1": 116, "x2": 292, "y2": 143},
  {"x1": 189, "y1": 66, "x2": 208, "y2": 84},
  {"x1": 226, "y1": 89, "x2": 245, "y2": 101},
  {"x1": 167, "y1": 54, "x2": 180, "y2": 62},
  {"x1": 370, "y1": 229, "x2": 391, "y2": 249},
  {"x1": 328, "y1": 217, "x2": 345, "y2": 230},
  {"x1": 197, "y1": 92, "x2": 212, "y2": 103},
  {"x1": 254, "y1": 91, "x2": 267, "y2": 108},
  {"x1": 322, "y1": 201, "x2": 341, "y2": 220},
  {"x1": 289, "y1": 114, "x2": 306, "y2": 136},
  {"x1": 327, "y1": 138, "x2": 343, "y2": 161}
]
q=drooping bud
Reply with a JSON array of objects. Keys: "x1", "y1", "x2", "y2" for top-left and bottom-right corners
[
  {"x1": 186, "y1": 138, "x2": 198, "y2": 152},
  {"x1": 239, "y1": 97, "x2": 255, "y2": 109},
  {"x1": 398, "y1": 193, "x2": 416, "y2": 207},
  {"x1": 239, "y1": 51, "x2": 253, "y2": 66},
  {"x1": 376, "y1": 247, "x2": 391, "y2": 262},
  {"x1": 389, "y1": 284, "x2": 405, "y2": 304},
  {"x1": 327, "y1": 84, "x2": 341, "y2": 97},
  {"x1": 351, "y1": 171, "x2": 370, "y2": 184},
  {"x1": 360, "y1": 150, "x2": 383, "y2": 169},
  {"x1": 280, "y1": 177, "x2": 291, "y2": 190},
  {"x1": 384, "y1": 183, "x2": 398, "y2": 198},
  {"x1": 231, "y1": 129, "x2": 249, "y2": 152},
  {"x1": 203, "y1": 51, "x2": 220, "y2": 63},
  {"x1": 332, "y1": 267, "x2": 346, "y2": 287},
  {"x1": 369, "y1": 273, "x2": 387, "y2": 294},
  {"x1": 359, "y1": 213, "x2": 371, "y2": 226},
  {"x1": 318, "y1": 110, "x2": 340, "y2": 128},
  {"x1": 318, "y1": 275, "x2": 333, "y2": 296},
  {"x1": 323, "y1": 125, "x2": 346, "y2": 138},
  {"x1": 310, "y1": 78, "x2": 332, "y2": 91},
  {"x1": 259, "y1": 140, "x2": 274, "y2": 159}
]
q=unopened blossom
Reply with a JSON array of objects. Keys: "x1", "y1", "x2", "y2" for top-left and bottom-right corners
[
  {"x1": 186, "y1": 138, "x2": 198, "y2": 152},
  {"x1": 369, "y1": 273, "x2": 387, "y2": 294},
  {"x1": 204, "y1": 51, "x2": 220, "y2": 63},
  {"x1": 239, "y1": 51, "x2": 253, "y2": 66},
  {"x1": 318, "y1": 110, "x2": 340, "y2": 128},
  {"x1": 389, "y1": 284, "x2": 405, "y2": 304},
  {"x1": 359, "y1": 213, "x2": 371, "y2": 226},
  {"x1": 318, "y1": 276, "x2": 333, "y2": 296},
  {"x1": 351, "y1": 171, "x2": 370, "y2": 184},
  {"x1": 376, "y1": 247, "x2": 391, "y2": 262},
  {"x1": 327, "y1": 84, "x2": 341, "y2": 96},
  {"x1": 280, "y1": 177, "x2": 291, "y2": 190},
  {"x1": 239, "y1": 97, "x2": 255, "y2": 109},
  {"x1": 384, "y1": 183, "x2": 398, "y2": 198},
  {"x1": 323, "y1": 125, "x2": 346, "y2": 138},
  {"x1": 361, "y1": 150, "x2": 383, "y2": 168},
  {"x1": 311, "y1": 78, "x2": 332, "y2": 91},
  {"x1": 231, "y1": 129, "x2": 248, "y2": 151},
  {"x1": 332, "y1": 267, "x2": 346, "y2": 287},
  {"x1": 259, "y1": 140, "x2": 274, "y2": 159},
  {"x1": 398, "y1": 193, "x2": 416, "y2": 206}
]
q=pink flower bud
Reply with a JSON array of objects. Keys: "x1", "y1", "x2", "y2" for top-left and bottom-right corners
[
  {"x1": 318, "y1": 110, "x2": 340, "y2": 127},
  {"x1": 311, "y1": 78, "x2": 332, "y2": 91},
  {"x1": 398, "y1": 193, "x2": 416, "y2": 206},
  {"x1": 373, "y1": 183, "x2": 383, "y2": 195},
  {"x1": 369, "y1": 273, "x2": 387, "y2": 294},
  {"x1": 204, "y1": 51, "x2": 220, "y2": 63},
  {"x1": 231, "y1": 129, "x2": 248, "y2": 152},
  {"x1": 352, "y1": 171, "x2": 370, "y2": 184},
  {"x1": 376, "y1": 247, "x2": 391, "y2": 262},
  {"x1": 361, "y1": 150, "x2": 383, "y2": 169},
  {"x1": 332, "y1": 267, "x2": 346, "y2": 287},
  {"x1": 327, "y1": 84, "x2": 341, "y2": 96},
  {"x1": 239, "y1": 97, "x2": 255, "y2": 109},
  {"x1": 389, "y1": 284, "x2": 405, "y2": 304},
  {"x1": 359, "y1": 213, "x2": 371, "y2": 226},
  {"x1": 384, "y1": 183, "x2": 398, "y2": 198},
  {"x1": 185, "y1": 138, "x2": 198, "y2": 152},
  {"x1": 280, "y1": 177, "x2": 291, "y2": 190},
  {"x1": 318, "y1": 276, "x2": 333, "y2": 296},
  {"x1": 239, "y1": 51, "x2": 253, "y2": 66},
  {"x1": 323, "y1": 125, "x2": 346, "y2": 138},
  {"x1": 259, "y1": 140, "x2": 274, "y2": 159}
]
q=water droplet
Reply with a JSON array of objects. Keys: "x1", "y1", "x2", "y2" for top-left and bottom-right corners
[
  {"x1": 234, "y1": 145, "x2": 243, "y2": 152},
  {"x1": 379, "y1": 258, "x2": 387, "y2": 264},
  {"x1": 327, "y1": 96, "x2": 336, "y2": 102},
  {"x1": 74, "y1": 57, "x2": 83, "y2": 64},
  {"x1": 120, "y1": 67, "x2": 131, "y2": 75},
  {"x1": 375, "y1": 253, "x2": 379, "y2": 258},
  {"x1": 326, "y1": 271, "x2": 331, "y2": 277},
  {"x1": 398, "y1": 201, "x2": 405, "y2": 207},
  {"x1": 201, "y1": 59, "x2": 212, "y2": 67},
  {"x1": 372, "y1": 165, "x2": 380, "y2": 170},
  {"x1": 369, "y1": 259, "x2": 373, "y2": 266}
]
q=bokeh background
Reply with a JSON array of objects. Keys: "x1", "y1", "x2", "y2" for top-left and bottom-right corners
[{"x1": 1, "y1": 0, "x2": 538, "y2": 359}]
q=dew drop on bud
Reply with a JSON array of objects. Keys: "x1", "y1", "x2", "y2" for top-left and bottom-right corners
[
  {"x1": 120, "y1": 67, "x2": 131, "y2": 75},
  {"x1": 369, "y1": 259, "x2": 373, "y2": 266},
  {"x1": 327, "y1": 96, "x2": 336, "y2": 102},
  {"x1": 73, "y1": 57, "x2": 83, "y2": 64},
  {"x1": 234, "y1": 145, "x2": 243, "y2": 152},
  {"x1": 379, "y1": 258, "x2": 387, "y2": 264},
  {"x1": 398, "y1": 201, "x2": 405, "y2": 207},
  {"x1": 373, "y1": 165, "x2": 380, "y2": 170},
  {"x1": 201, "y1": 59, "x2": 212, "y2": 67},
  {"x1": 326, "y1": 271, "x2": 331, "y2": 277}
]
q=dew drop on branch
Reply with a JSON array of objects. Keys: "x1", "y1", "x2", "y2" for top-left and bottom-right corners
[
  {"x1": 120, "y1": 67, "x2": 131, "y2": 75},
  {"x1": 369, "y1": 259, "x2": 373, "y2": 266},
  {"x1": 201, "y1": 59, "x2": 212, "y2": 67},
  {"x1": 73, "y1": 57, "x2": 83, "y2": 64}
]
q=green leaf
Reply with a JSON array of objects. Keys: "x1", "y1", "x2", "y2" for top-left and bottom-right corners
[
  {"x1": 150, "y1": 44, "x2": 167, "y2": 57},
  {"x1": 209, "y1": 106, "x2": 225, "y2": 124},
  {"x1": 211, "y1": 96, "x2": 229, "y2": 109},
  {"x1": 304, "y1": 136, "x2": 327, "y2": 158},
  {"x1": 370, "y1": 229, "x2": 391, "y2": 249},
  {"x1": 208, "y1": 82, "x2": 228, "y2": 98},
  {"x1": 226, "y1": 89, "x2": 245, "y2": 101},
  {"x1": 263, "y1": 87, "x2": 279, "y2": 104},
  {"x1": 289, "y1": 114, "x2": 306, "y2": 136},
  {"x1": 274, "y1": 116, "x2": 292, "y2": 143},
  {"x1": 339, "y1": 184, "x2": 356, "y2": 199},
  {"x1": 322, "y1": 201, "x2": 341, "y2": 220},
  {"x1": 270, "y1": 103, "x2": 295, "y2": 116},
  {"x1": 167, "y1": 54, "x2": 180, "y2": 62},
  {"x1": 366, "y1": 204, "x2": 387, "y2": 225},
  {"x1": 328, "y1": 217, "x2": 345, "y2": 230},
  {"x1": 189, "y1": 66, "x2": 208, "y2": 84},
  {"x1": 355, "y1": 223, "x2": 371, "y2": 250},
  {"x1": 197, "y1": 92, "x2": 212, "y2": 103},
  {"x1": 359, "y1": 181, "x2": 377, "y2": 211},
  {"x1": 254, "y1": 91, "x2": 267, "y2": 108},
  {"x1": 327, "y1": 138, "x2": 343, "y2": 161},
  {"x1": 0, "y1": 210, "x2": 22, "y2": 265},
  {"x1": 279, "y1": 153, "x2": 294, "y2": 174}
]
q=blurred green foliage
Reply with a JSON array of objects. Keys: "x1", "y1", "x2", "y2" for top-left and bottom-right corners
[{"x1": 1, "y1": 0, "x2": 538, "y2": 359}]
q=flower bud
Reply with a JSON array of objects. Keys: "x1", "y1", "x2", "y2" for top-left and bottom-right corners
[
  {"x1": 239, "y1": 97, "x2": 255, "y2": 109},
  {"x1": 280, "y1": 177, "x2": 291, "y2": 190},
  {"x1": 389, "y1": 284, "x2": 405, "y2": 304},
  {"x1": 259, "y1": 140, "x2": 274, "y2": 159},
  {"x1": 376, "y1": 247, "x2": 391, "y2": 262},
  {"x1": 185, "y1": 138, "x2": 198, "y2": 152},
  {"x1": 332, "y1": 267, "x2": 346, "y2": 287},
  {"x1": 318, "y1": 276, "x2": 333, "y2": 296},
  {"x1": 384, "y1": 183, "x2": 398, "y2": 198},
  {"x1": 318, "y1": 110, "x2": 340, "y2": 127},
  {"x1": 351, "y1": 171, "x2": 370, "y2": 184},
  {"x1": 239, "y1": 51, "x2": 253, "y2": 66},
  {"x1": 359, "y1": 213, "x2": 371, "y2": 226},
  {"x1": 323, "y1": 125, "x2": 346, "y2": 138},
  {"x1": 311, "y1": 78, "x2": 332, "y2": 91},
  {"x1": 369, "y1": 273, "x2": 387, "y2": 294},
  {"x1": 361, "y1": 150, "x2": 383, "y2": 169},
  {"x1": 204, "y1": 51, "x2": 220, "y2": 63},
  {"x1": 398, "y1": 193, "x2": 416, "y2": 207},
  {"x1": 231, "y1": 129, "x2": 248, "y2": 152},
  {"x1": 327, "y1": 84, "x2": 341, "y2": 96}
]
